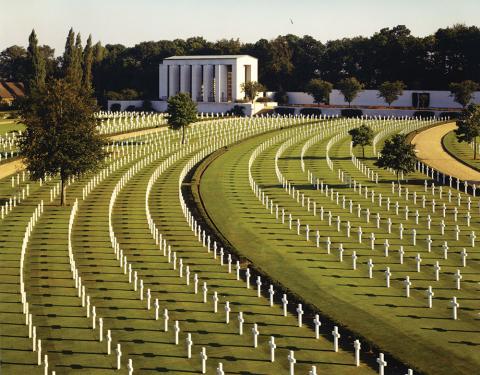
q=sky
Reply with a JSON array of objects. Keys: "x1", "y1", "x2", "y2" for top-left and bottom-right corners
[{"x1": 1, "y1": 0, "x2": 479, "y2": 54}]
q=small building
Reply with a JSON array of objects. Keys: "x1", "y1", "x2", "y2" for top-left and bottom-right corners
[
  {"x1": 159, "y1": 55, "x2": 258, "y2": 103},
  {"x1": 0, "y1": 82, "x2": 25, "y2": 107}
]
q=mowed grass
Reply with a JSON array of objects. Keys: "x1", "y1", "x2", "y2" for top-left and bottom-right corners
[
  {"x1": 0, "y1": 118, "x2": 25, "y2": 134},
  {"x1": 200, "y1": 121, "x2": 480, "y2": 375},
  {"x1": 442, "y1": 130, "x2": 480, "y2": 171},
  {"x1": 0, "y1": 120, "x2": 376, "y2": 374}
]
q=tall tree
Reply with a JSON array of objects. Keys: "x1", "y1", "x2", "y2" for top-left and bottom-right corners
[
  {"x1": 0, "y1": 46, "x2": 28, "y2": 82},
  {"x1": 337, "y1": 77, "x2": 364, "y2": 106},
  {"x1": 348, "y1": 124, "x2": 374, "y2": 158},
  {"x1": 378, "y1": 81, "x2": 406, "y2": 106},
  {"x1": 26, "y1": 29, "x2": 46, "y2": 92},
  {"x1": 455, "y1": 104, "x2": 480, "y2": 159},
  {"x1": 63, "y1": 29, "x2": 83, "y2": 86},
  {"x1": 167, "y1": 93, "x2": 197, "y2": 144},
  {"x1": 449, "y1": 80, "x2": 479, "y2": 108},
  {"x1": 82, "y1": 35, "x2": 94, "y2": 91},
  {"x1": 63, "y1": 28, "x2": 75, "y2": 78},
  {"x1": 241, "y1": 81, "x2": 265, "y2": 103},
  {"x1": 306, "y1": 79, "x2": 333, "y2": 104},
  {"x1": 376, "y1": 134, "x2": 417, "y2": 181},
  {"x1": 18, "y1": 78, "x2": 106, "y2": 205}
]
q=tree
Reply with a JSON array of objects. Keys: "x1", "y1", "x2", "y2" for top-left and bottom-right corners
[
  {"x1": 378, "y1": 81, "x2": 405, "y2": 106},
  {"x1": 337, "y1": 77, "x2": 364, "y2": 106},
  {"x1": 455, "y1": 104, "x2": 480, "y2": 159},
  {"x1": 63, "y1": 29, "x2": 83, "y2": 86},
  {"x1": 82, "y1": 35, "x2": 94, "y2": 92},
  {"x1": 167, "y1": 93, "x2": 197, "y2": 144},
  {"x1": 0, "y1": 46, "x2": 28, "y2": 81},
  {"x1": 26, "y1": 29, "x2": 46, "y2": 92},
  {"x1": 375, "y1": 134, "x2": 417, "y2": 181},
  {"x1": 241, "y1": 81, "x2": 265, "y2": 103},
  {"x1": 18, "y1": 79, "x2": 106, "y2": 205},
  {"x1": 449, "y1": 80, "x2": 479, "y2": 108},
  {"x1": 348, "y1": 124, "x2": 374, "y2": 158},
  {"x1": 306, "y1": 79, "x2": 333, "y2": 104}
]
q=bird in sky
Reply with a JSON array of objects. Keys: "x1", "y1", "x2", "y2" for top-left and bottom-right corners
[{"x1": 290, "y1": 18, "x2": 294, "y2": 24}]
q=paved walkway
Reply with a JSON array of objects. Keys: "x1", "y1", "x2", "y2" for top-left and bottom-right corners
[
  {"x1": 412, "y1": 122, "x2": 480, "y2": 183},
  {"x1": 0, "y1": 126, "x2": 166, "y2": 181}
]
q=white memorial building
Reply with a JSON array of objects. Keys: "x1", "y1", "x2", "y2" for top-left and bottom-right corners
[{"x1": 159, "y1": 55, "x2": 258, "y2": 103}]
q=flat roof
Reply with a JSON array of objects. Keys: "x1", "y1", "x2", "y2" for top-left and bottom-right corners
[{"x1": 164, "y1": 55, "x2": 256, "y2": 60}]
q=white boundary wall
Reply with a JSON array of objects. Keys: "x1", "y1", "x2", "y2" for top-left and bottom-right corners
[
  {"x1": 266, "y1": 90, "x2": 480, "y2": 108},
  {"x1": 107, "y1": 100, "x2": 276, "y2": 116}
]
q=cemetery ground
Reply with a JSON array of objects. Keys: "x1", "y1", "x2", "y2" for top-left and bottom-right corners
[
  {"x1": 412, "y1": 122, "x2": 480, "y2": 182},
  {"x1": 442, "y1": 130, "x2": 480, "y2": 172},
  {"x1": 199, "y1": 120, "x2": 479, "y2": 375},
  {"x1": 1, "y1": 116, "x2": 379, "y2": 375}
]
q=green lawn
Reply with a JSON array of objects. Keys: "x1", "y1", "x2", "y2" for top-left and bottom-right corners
[
  {"x1": 0, "y1": 119, "x2": 377, "y2": 374},
  {"x1": 442, "y1": 130, "x2": 480, "y2": 171},
  {"x1": 200, "y1": 120, "x2": 479, "y2": 375}
]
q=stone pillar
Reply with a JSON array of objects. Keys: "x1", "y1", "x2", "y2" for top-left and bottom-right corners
[
  {"x1": 179, "y1": 65, "x2": 191, "y2": 95},
  {"x1": 214, "y1": 65, "x2": 222, "y2": 103},
  {"x1": 191, "y1": 65, "x2": 202, "y2": 102},
  {"x1": 203, "y1": 65, "x2": 213, "y2": 102},
  {"x1": 168, "y1": 65, "x2": 179, "y2": 97},
  {"x1": 159, "y1": 64, "x2": 168, "y2": 100}
]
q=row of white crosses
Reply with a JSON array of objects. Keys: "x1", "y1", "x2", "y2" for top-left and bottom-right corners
[
  {"x1": 18, "y1": 174, "x2": 80, "y2": 374},
  {"x1": 173, "y1": 119, "x2": 406, "y2": 373},
  {"x1": 96, "y1": 111, "x2": 168, "y2": 135},
  {"x1": 98, "y1": 116, "x2": 308, "y2": 372},
  {"x1": 306, "y1": 126, "x2": 473, "y2": 313},
  {"x1": 304, "y1": 124, "x2": 474, "y2": 315},
  {"x1": 249, "y1": 122, "x2": 470, "y2": 321},
  {"x1": 12, "y1": 119, "x2": 228, "y2": 373},
  {"x1": 21, "y1": 127, "x2": 177, "y2": 373}
]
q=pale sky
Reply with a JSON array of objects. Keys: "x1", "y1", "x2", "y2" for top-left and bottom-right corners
[{"x1": 1, "y1": 0, "x2": 479, "y2": 54}]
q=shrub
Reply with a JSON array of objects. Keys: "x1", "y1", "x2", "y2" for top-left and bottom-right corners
[
  {"x1": 274, "y1": 107, "x2": 295, "y2": 116},
  {"x1": 440, "y1": 111, "x2": 462, "y2": 119},
  {"x1": 110, "y1": 103, "x2": 121, "y2": 112},
  {"x1": 125, "y1": 105, "x2": 138, "y2": 112},
  {"x1": 300, "y1": 108, "x2": 322, "y2": 117},
  {"x1": 274, "y1": 89, "x2": 289, "y2": 105},
  {"x1": 341, "y1": 109, "x2": 363, "y2": 118},
  {"x1": 413, "y1": 111, "x2": 435, "y2": 119},
  {"x1": 227, "y1": 105, "x2": 245, "y2": 117},
  {"x1": 256, "y1": 97, "x2": 270, "y2": 103}
]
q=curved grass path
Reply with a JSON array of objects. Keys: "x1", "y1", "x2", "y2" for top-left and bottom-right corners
[
  {"x1": 199, "y1": 121, "x2": 479, "y2": 375},
  {"x1": 412, "y1": 122, "x2": 480, "y2": 183},
  {"x1": 442, "y1": 130, "x2": 480, "y2": 172}
]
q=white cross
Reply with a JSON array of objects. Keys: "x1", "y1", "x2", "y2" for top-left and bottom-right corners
[
  {"x1": 116, "y1": 343, "x2": 122, "y2": 370},
  {"x1": 377, "y1": 353, "x2": 387, "y2": 375},
  {"x1": 332, "y1": 326, "x2": 340, "y2": 352},
  {"x1": 404, "y1": 276, "x2": 412, "y2": 298},
  {"x1": 426, "y1": 286, "x2": 434, "y2": 308},
  {"x1": 287, "y1": 350, "x2": 296, "y2": 375},
  {"x1": 367, "y1": 258, "x2": 374, "y2": 279},
  {"x1": 238, "y1": 312, "x2": 244, "y2": 335},
  {"x1": 282, "y1": 294, "x2": 288, "y2": 316},
  {"x1": 269, "y1": 336, "x2": 276, "y2": 362},
  {"x1": 450, "y1": 297, "x2": 459, "y2": 320},
  {"x1": 200, "y1": 347, "x2": 208, "y2": 374},
  {"x1": 216, "y1": 362, "x2": 225, "y2": 375},
  {"x1": 296, "y1": 304, "x2": 304, "y2": 327},
  {"x1": 352, "y1": 251, "x2": 357, "y2": 270},
  {"x1": 252, "y1": 323, "x2": 259, "y2": 348},
  {"x1": 186, "y1": 333, "x2": 193, "y2": 358},
  {"x1": 415, "y1": 253, "x2": 422, "y2": 272},
  {"x1": 354, "y1": 339, "x2": 361, "y2": 366},
  {"x1": 269, "y1": 284, "x2": 275, "y2": 306},
  {"x1": 454, "y1": 269, "x2": 462, "y2": 290},
  {"x1": 174, "y1": 320, "x2": 180, "y2": 345},
  {"x1": 385, "y1": 267, "x2": 391, "y2": 288},
  {"x1": 127, "y1": 358, "x2": 133, "y2": 375}
]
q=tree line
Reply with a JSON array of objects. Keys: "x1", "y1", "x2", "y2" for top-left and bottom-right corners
[{"x1": 1, "y1": 24, "x2": 480, "y2": 106}]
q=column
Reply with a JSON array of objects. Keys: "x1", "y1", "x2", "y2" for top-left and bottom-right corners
[
  {"x1": 168, "y1": 65, "x2": 179, "y2": 97},
  {"x1": 159, "y1": 64, "x2": 168, "y2": 100},
  {"x1": 203, "y1": 65, "x2": 213, "y2": 102},
  {"x1": 191, "y1": 65, "x2": 202, "y2": 102},
  {"x1": 179, "y1": 65, "x2": 191, "y2": 94},
  {"x1": 215, "y1": 65, "x2": 223, "y2": 103}
]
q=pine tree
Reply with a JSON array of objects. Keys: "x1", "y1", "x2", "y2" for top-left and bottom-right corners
[
  {"x1": 63, "y1": 28, "x2": 75, "y2": 79},
  {"x1": 73, "y1": 33, "x2": 84, "y2": 86},
  {"x1": 26, "y1": 29, "x2": 46, "y2": 92},
  {"x1": 82, "y1": 35, "x2": 93, "y2": 92}
]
